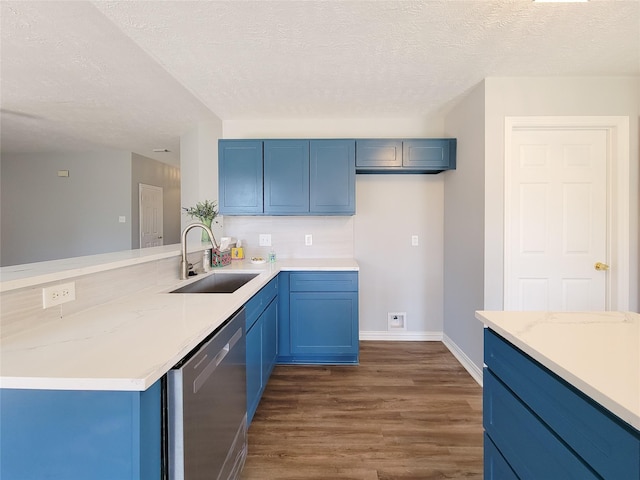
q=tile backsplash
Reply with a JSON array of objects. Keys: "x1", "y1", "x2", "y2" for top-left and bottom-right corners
[{"x1": 222, "y1": 216, "x2": 354, "y2": 259}]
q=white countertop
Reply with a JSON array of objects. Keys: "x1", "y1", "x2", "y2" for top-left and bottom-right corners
[
  {"x1": 0, "y1": 258, "x2": 358, "y2": 392},
  {"x1": 476, "y1": 310, "x2": 640, "y2": 431}
]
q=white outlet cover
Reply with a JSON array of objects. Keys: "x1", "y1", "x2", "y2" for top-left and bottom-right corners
[
  {"x1": 259, "y1": 234, "x2": 271, "y2": 247},
  {"x1": 42, "y1": 281, "x2": 76, "y2": 309},
  {"x1": 305, "y1": 234, "x2": 312, "y2": 246}
]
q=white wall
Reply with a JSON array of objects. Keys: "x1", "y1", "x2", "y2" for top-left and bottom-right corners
[
  {"x1": 180, "y1": 119, "x2": 224, "y2": 247},
  {"x1": 0, "y1": 150, "x2": 132, "y2": 266},
  {"x1": 442, "y1": 81, "x2": 486, "y2": 377},
  {"x1": 222, "y1": 117, "x2": 446, "y2": 336}
]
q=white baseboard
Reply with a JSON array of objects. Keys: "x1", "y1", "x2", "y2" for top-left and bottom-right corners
[
  {"x1": 359, "y1": 330, "x2": 443, "y2": 341},
  {"x1": 442, "y1": 333, "x2": 483, "y2": 387}
]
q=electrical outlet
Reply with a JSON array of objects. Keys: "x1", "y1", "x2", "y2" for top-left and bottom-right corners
[
  {"x1": 411, "y1": 235, "x2": 419, "y2": 246},
  {"x1": 259, "y1": 234, "x2": 272, "y2": 247},
  {"x1": 305, "y1": 234, "x2": 313, "y2": 246},
  {"x1": 42, "y1": 281, "x2": 76, "y2": 309}
]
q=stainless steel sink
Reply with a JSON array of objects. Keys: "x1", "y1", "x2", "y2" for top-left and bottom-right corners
[{"x1": 170, "y1": 272, "x2": 259, "y2": 294}]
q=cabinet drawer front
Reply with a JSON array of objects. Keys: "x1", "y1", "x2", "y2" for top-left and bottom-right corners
[
  {"x1": 289, "y1": 272, "x2": 358, "y2": 292},
  {"x1": 484, "y1": 433, "x2": 519, "y2": 480},
  {"x1": 356, "y1": 140, "x2": 402, "y2": 167},
  {"x1": 484, "y1": 369, "x2": 599, "y2": 480},
  {"x1": 245, "y1": 277, "x2": 278, "y2": 330},
  {"x1": 485, "y1": 329, "x2": 640, "y2": 480}
]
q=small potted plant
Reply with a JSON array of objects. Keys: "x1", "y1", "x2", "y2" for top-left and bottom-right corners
[{"x1": 183, "y1": 199, "x2": 219, "y2": 243}]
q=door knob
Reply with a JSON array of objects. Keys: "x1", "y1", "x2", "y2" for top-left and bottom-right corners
[{"x1": 594, "y1": 262, "x2": 610, "y2": 271}]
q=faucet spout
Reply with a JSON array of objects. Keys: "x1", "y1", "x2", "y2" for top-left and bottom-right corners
[{"x1": 180, "y1": 222, "x2": 220, "y2": 280}]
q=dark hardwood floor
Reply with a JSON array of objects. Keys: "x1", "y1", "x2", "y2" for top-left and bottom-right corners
[{"x1": 241, "y1": 341, "x2": 483, "y2": 480}]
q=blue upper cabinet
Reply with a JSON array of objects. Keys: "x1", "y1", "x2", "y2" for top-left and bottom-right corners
[
  {"x1": 310, "y1": 140, "x2": 356, "y2": 215},
  {"x1": 264, "y1": 140, "x2": 310, "y2": 214},
  {"x1": 219, "y1": 139, "x2": 356, "y2": 216},
  {"x1": 219, "y1": 140, "x2": 264, "y2": 214},
  {"x1": 356, "y1": 138, "x2": 456, "y2": 173}
]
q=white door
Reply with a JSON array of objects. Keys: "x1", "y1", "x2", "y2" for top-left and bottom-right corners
[
  {"x1": 139, "y1": 184, "x2": 163, "y2": 248},
  {"x1": 505, "y1": 127, "x2": 609, "y2": 311}
]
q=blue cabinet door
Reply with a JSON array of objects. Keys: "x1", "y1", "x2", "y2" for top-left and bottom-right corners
[
  {"x1": 290, "y1": 291, "x2": 358, "y2": 357},
  {"x1": 245, "y1": 277, "x2": 278, "y2": 424},
  {"x1": 219, "y1": 140, "x2": 263, "y2": 215},
  {"x1": 246, "y1": 320, "x2": 262, "y2": 423},
  {"x1": 264, "y1": 140, "x2": 309, "y2": 214},
  {"x1": 402, "y1": 139, "x2": 455, "y2": 170},
  {"x1": 310, "y1": 140, "x2": 355, "y2": 215},
  {"x1": 355, "y1": 139, "x2": 402, "y2": 168},
  {"x1": 261, "y1": 299, "x2": 278, "y2": 383}
]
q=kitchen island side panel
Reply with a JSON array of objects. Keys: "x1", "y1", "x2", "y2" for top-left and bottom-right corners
[{"x1": 0, "y1": 381, "x2": 161, "y2": 480}]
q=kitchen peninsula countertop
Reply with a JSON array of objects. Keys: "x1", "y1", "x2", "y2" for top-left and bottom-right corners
[
  {"x1": 476, "y1": 310, "x2": 640, "y2": 431},
  {"x1": 0, "y1": 257, "x2": 358, "y2": 392}
]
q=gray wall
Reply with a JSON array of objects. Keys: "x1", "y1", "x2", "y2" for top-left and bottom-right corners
[
  {"x1": 442, "y1": 81, "x2": 486, "y2": 372},
  {"x1": 1, "y1": 150, "x2": 132, "y2": 266},
  {"x1": 131, "y1": 153, "x2": 181, "y2": 249}
]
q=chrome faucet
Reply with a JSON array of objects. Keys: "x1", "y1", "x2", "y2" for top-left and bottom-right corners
[{"x1": 180, "y1": 222, "x2": 220, "y2": 280}]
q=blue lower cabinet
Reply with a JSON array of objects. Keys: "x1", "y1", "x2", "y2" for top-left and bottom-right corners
[
  {"x1": 246, "y1": 320, "x2": 263, "y2": 422},
  {"x1": 278, "y1": 271, "x2": 359, "y2": 365},
  {"x1": 0, "y1": 381, "x2": 162, "y2": 480},
  {"x1": 246, "y1": 299, "x2": 278, "y2": 424},
  {"x1": 245, "y1": 277, "x2": 278, "y2": 424},
  {"x1": 484, "y1": 328, "x2": 640, "y2": 480}
]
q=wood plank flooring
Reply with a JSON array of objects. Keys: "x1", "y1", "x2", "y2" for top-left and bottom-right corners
[{"x1": 241, "y1": 341, "x2": 483, "y2": 480}]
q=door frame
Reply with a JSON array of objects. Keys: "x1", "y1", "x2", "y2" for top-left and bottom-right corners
[{"x1": 504, "y1": 116, "x2": 630, "y2": 311}]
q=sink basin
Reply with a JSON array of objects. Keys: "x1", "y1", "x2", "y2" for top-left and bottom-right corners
[{"x1": 170, "y1": 272, "x2": 259, "y2": 294}]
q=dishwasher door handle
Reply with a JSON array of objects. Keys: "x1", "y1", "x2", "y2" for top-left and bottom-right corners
[{"x1": 193, "y1": 327, "x2": 243, "y2": 394}]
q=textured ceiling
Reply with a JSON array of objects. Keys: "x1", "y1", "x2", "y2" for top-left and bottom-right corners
[{"x1": 2, "y1": 0, "x2": 639, "y2": 165}]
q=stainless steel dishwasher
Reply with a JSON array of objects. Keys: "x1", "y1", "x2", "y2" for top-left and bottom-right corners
[{"x1": 167, "y1": 308, "x2": 247, "y2": 480}]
